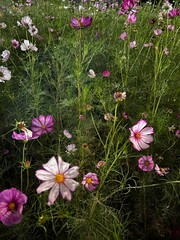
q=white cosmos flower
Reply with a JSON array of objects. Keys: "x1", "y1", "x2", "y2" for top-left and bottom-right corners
[
  {"x1": 20, "y1": 40, "x2": 38, "y2": 52},
  {"x1": 17, "y1": 16, "x2": 32, "y2": 28},
  {"x1": 0, "y1": 66, "x2": 11, "y2": 83},
  {"x1": 88, "y1": 69, "x2": 96, "y2": 78},
  {"x1": 66, "y1": 144, "x2": 77, "y2": 154},
  {"x1": 28, "y1": 25, "x2": 38, "y2": 36},
  {"x1": 1, "y1": 50, "x2": 10, "y2": 62},
  {"x1": 35, "y1": 156, "x2": 79, "y2": 205}
]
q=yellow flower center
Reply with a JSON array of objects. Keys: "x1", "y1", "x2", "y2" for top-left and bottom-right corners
[
  {"x1": 55, "y1": 173, "x2": 64, "y2": 183},
  {"x1": 86, "y1": 177, "x2": 92, "y2": 184},
  {"x1": 145, "y1": 161, "x2": 149, "y2": 166},
  {"x1": 42, "y1": 125, "x2": 46, "y2": 129},
  {"x1": 8, "y1": 202, "x2": 16, "y2": 211},
  {"x1": 135, "y1": 132, "x2": 141, "y2": 139}
]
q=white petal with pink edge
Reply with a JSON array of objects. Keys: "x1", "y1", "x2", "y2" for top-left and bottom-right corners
[
  {"x1": 35, "y1": 169, "x2": 55, "y2": 181},
  {"x1": 141, "y1": 126, "x2": 154, "y2": 135},
  {"x1": 59, "y1": 184, "x2": 72, "y2": 201},
  {"x1": 42, "y1": 156, "x2": 58, "y2": 175},
  {"x1": 64, "y1": 166, "x2": 79, "y2": 178},
  {"x1": 64, "y1": 179, "x2": 79, "y2": 192},
  {"x1": 36, "y1": 180, "x2": 55, "y2": 194},
  {"x1": 48, "y1": 183, "x2": 60, "y2": 205},
  {"x1": 141, "y1": 135, "x2": 154, "y2": 144}
]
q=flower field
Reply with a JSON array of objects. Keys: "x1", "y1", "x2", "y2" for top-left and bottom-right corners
[{"x1": 0, "y1": 0, "x2": 180, "y2": 239}]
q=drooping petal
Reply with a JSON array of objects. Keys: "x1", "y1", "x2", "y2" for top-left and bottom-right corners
[
  {"x1": 36, "y1": 180, "x2": 55, "y2": 194},
  {"x1": 48, "y1": 183, "x2": 60, "y2": 205},
  {"x1": 42, "y1": 156, "x2": 59, "y2": 175},
  {"x1": 64, "y1": 166, "x2": 79, "y2": 178},
  {"x1": 59, "y1": 184, "x2": 72, "y2": 201},
  {"x1": 64, "y1": 179, "x2": 79, "y2": 192},
  {"x1": 35, "y1": 169, "x2": 55, "y2": 181}
]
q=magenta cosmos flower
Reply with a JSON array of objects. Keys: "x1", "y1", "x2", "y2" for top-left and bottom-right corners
[
  {"x1": 12, "y1": 131, "x2": 39, "y2": 141},
  {"x1": 129, "y1": 119, "x2": 154, "y2": 151},
  {"x1": 138, "y1": 156, "x2": 154, "y2": 172},
  {"x1": 70, "y1": 16, "x2": 92, "y2": 30},
  {"x1": 35, "y1": 156, "x2": 79, "y2": 205},
  {"x1": 31, "y1": 115, "x2": 54, "y2": 136},
  {"x1": 0, "y1": 188, "x2": 27, "y2": 226},
  {"x1": 82, "y1": 172, "x2": 99, "y2": 191},
  {"x1": 155, "y1": 164, "x2": 169, "y2": 176},
  {"x1": 102, "y1": 70, "x2": 110, "y2": 77}
]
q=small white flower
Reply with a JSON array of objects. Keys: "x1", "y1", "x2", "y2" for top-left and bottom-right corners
[
  {"x1": 63, "y1": 129, "x2": 72, "y2": 139},
  {"x1": 0, "y1": 22, "x2": 7, "y2": 29},
  {"x1": 17, "y1": 16, "x2": 32, "y2": 28},
  {"x1": 20, "y1": 40, "x2": 38, "y2": 52},
  {"x1": 88, "y1": 69, "x2": 96, "y2": 78},
  {"x1": 1, "y1": 50, "x2": 10, "y2": 62},
  {"x1": 66, "y1": 144, "x2": 77, "y2": 154},
  {"x1": 28, "y1": 25, "x2": 38, "y2": 36},
  {"x1": 0, "y1": 66, "x2": 11, "y2": 83}
]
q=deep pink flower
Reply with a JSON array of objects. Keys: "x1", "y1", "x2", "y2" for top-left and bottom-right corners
[
  {"x1": 36, "y1": 156, "x2": 79, "y2": 205},
  {"x1": 129, "y1": 119, "x2": 154, "y2": 151},
  {"x1": 176, "y1": 129, "x2": 180, "y2": 138},
  {"x1": 121, "y1": 0, "x2": 135, "y2": 12},
  {"x1": 70, "y1": 16, "x2": 92, "y2": 30},
  {"x1": 168, "y1": 8, "x2": 180, "y2": 19},
  {"x1": 0, "y1": 188, "x2": 27, "y2": 226},
  {"x1": 82, "y1": 172, "x2": 99, "y2": 191},
  {"x1": 31, "y1": 115, "x2": 54, "y2": 136},
  {"x1": 120, "y1": 32, "x2": 128, "y2": 41},
  {"x1": 127, "y1": 13, "x2": 137, "y2": 24},
  {"x1": 138, "y1": 156, "x2": 154, "y2": 172},
  {"x1": 102, "y1": 70, "x2": 110, "y2": 77},
  {"x1": 155, "y1": 164, "x2": 169, "y2": 176},
  {"x1": 12, "y1": 131, "x2": 39, "y2": 141}
]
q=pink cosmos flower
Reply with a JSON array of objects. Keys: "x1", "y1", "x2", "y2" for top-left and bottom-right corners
[
  {"x1": 31, "y1": 115, "x2": 54, "y2": 136},
  {"x1": 63, "y1": 129, "x2": 72, "y2": 139},
  {"x1": 79, "y1": 114, "x2": 85, "y2": 120},
  {"x1": 129, "y1": 119, "x2": 154, "y2": 151},
  {"x1": 20, "y1": 40, "x2": 38, "y2": 52},
  {"x1": 70, "y1": 16, "x2": 92, "y2": 30},
  {"x1": 127, "y1": 13, "x2": 137, "y2": 24},
  {"x1": 17, "y1": 16, "x2": 32, "y2": 28},
  {"x1": 120, "y1": 32, "x2": 128, "y2": 41},
  {"x1": 168, "y1": 8, "x2": 180, "y2": 19},
  {"x1": 0, "y1": 188, "x2": 27, "y2": 226},
  {"x1": 1, "y1": 50, "x2": 10, "y2": 62},
  {"x1": 138, "y1": 155, "x2": 154, "y2": 172},
  {"x1": 11, "y1": 39, "x2": 20, "y2": 49},
  {"x1": 155, "y1": 164, "x2": 169, "y2": 176},
  {"x1": 167, "y1": 24, "x2": 174, "y2": 31},
  {"x1": 35, "y1": 156, "x2": 79, "y2": 205},
  {"x1": 96, "y1": 161, "x2": 106, "y2": 169},
  {"x1": 154, "y1": 29, "x2": 162, "y2": 36},
  {"x1": 113, "y1": 91, "x2": 126, "y2": 101},
  {"x1": 102, "y1": 70, "x2": 110, "y2": 77},
  {"x1": 122, "y1": 112, "x2": 128, "y2": 120},
  {"x1": 175, "y1": 129, "x2": 180, "y2": 138},
  {"x1": 82, "y1": 172, "x2": 99, "y2": 191},
  {"x1": 129, "y1": 40, "x2": 137, "y2": 48},
  {"x1": 12, "y1": 131, "x2": 39, "y2": 141}
]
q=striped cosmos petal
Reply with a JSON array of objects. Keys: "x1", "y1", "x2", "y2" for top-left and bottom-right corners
[
  {"x1": 36, "y1": 180, "x2": 55, "y2": 194},
  {"x1": 60, "y1": 184, "x2": 72, "y2": 201}
]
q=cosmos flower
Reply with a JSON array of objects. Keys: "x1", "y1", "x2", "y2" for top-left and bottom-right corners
[
  {"x1": 0, "y1": 188, "x2": 27, "y2": 226},
  {"x1": 96, "y1": 161, "x2": 106, "y2": 169},
  {"x1": 113, "y1": 91, "x2": 126, "y2": 102},
  {"x1": 138, "y1": 155, "x2": 154, "y2": 172},
  {"x1": 35, "y1": 156, "x2": 79, "y2": 205},
  {"x1": 175, "y1": 129, "x2": 180, "y2": 138},
  {"x1": 82, "y1": 172, "x2": 99, "y2": 191},
  {"x1": 0, "y1": 22, "x2": 7, "y2": 29},
  {"x1": 167, "y1": 24, "x2": 174, "y2": 31},
  {"x1": 154, "y1": 29, "x2": 162, "y2": 36},
  {"x1": 102, "y1": 70, "x2": 110, "y2": 77},
  {"x1": 70, "y1": 16, "x2": 92, "y2": 30},
  {"x1": 0, "y1": 66, "x2": 11, "y2": 83},
  {"x1": 127, "y1": 13, "x2": 137, "y2": 24},
  {"x1": 66, "y1": 144, "x2": 77, "y2": 154},
  {"x1": 31, "y1": 115, "x2": 54, "y2": 136},
  {"x1": 20, "y1": 40, "x2": 38, "y2": 52},
  {"x1": 155, "y1": 164, "x2": 169, "y2": 176},
  {"x1": 88, "y1": 69, "x2": 96, "y2": 78},
  {"x1": 104, "y1": 113, "x2": 114, "y2": 121},
  {"x1": 63, "y1": 129, "x2": 72, "y2": 139},
  {"x1": 129, "y1": 40, "x2": 137, "y2": 48},
  {"x1": 17, "y1": 16, "x2": 32, "y2": 28},
  {"x1": 120, "y1": 32, "x2": 128, "y2": 41},
  {"x1": 144, "y1": 43, "x2": 153, "y2": 47},
  {"x1": 11, "y1": 39, "x2": 20, "y2": 49},
  {"x1": 168, "y1": 8, "x2": 180, "y2": 19},
  {"x1": 129, "y1": 119, "x2": 154, "y2": 151},
  {"x1": 1, "y1": 50, "x2": 10, "y2": 62},
  {"x1": 28, "y1": 25, "x2": 38, "y2": 36},
  {"x1": 12, "y1": 131, "x2": 39, "y2": 141}
]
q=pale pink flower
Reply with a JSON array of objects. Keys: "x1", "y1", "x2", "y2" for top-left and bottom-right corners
[
  {"x1": 82, "y1": 172, "x2": 99, "y2": 191},
  {"x1": 138, "y1": 155, "x2": 154, "y2": 172},
  {"x1": 155, "y1": 164, "x2": 169, "y2": 176},
  {"x1": 127, "y1": 13, "x2": 137, "y2": 24},
  {"x1": 17, "y1": 16, "x2": 32, "y2": 28},
  {"x1": 175, "y1": 129, "x2": 180, "y2": 138},
  {"x1": 63, "y1": 129, "x2": 72, "y2": 139},
  {"x1": 0, "y1": 66, "x2": 11, "y2": 83},
  {"x1": 129, "y1": 119, "x2": 154, "y2": 151},
  {"x1": 102, "y1": 70, "x2": 110, "y2": 77},
  {"x1": 1, "y1": 50, "x2": 10, "y2": 62},
  {"x1": 36, "y1": 156, "x2": 79, "y2": 205},
  {"x1": 20, "y1": 40, "x2": 38, "y2": 52},
  {"x1": 104, "y1": 113, "x2": 114, "y2": 121},
  {"x1": 167, "y1": 24, "x2": 174, "y2": 31},
  {"x1": 11, "y1": 39, "x2": 20, "y2": 48},
  {"x1": 154, "y1": 29, "x2": 162, "y2": 36},
  {"x1": 88, "y1": 69, "x2": 96, "y2": 78},
  {"x1": 79, "y1": 115, "x2": 85, "y2": 120},
  {"x1": 66, "y1": 144, "x2": 77, "y2": 154},
  {"x1": 12, "y1": 131, "x2": 39, "y2": 141},
  {"x1": 122, "y1": 112, "x2": 128, "y2": 120},
  {"x1": 120, "y1": 32, "x2": 128, "y2": 41},
  {"x1": 144, "y1": 43, "x2": 153, "y2": 47},
  {"x1": 129, "y1": 40, "x2": 137, "y2": 48}
]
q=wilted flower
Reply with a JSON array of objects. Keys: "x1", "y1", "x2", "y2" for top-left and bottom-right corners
[
  {"x1": 104, "y1": 113, "x2": 114, "y2": 121},
  {"x1": 12, "y1": 131, "x2": 39, "y2": 141},
  {"x1": 0, "y1": 22, "x2": 7, "y2": 29},
  {"x1": 102, "y1": 70, "x2": 110, "y2": 77},
  {"x1": 154, "y1": 29, "x2": 162, "y2": 36},
  {"x1": 82, "y1": 172, "x2": 99, "y2": 191},
  {"x1": 120, "y1": 32, "x2": 128, "y2": 41},
  {"x1": 122, "y1": 112, "x2": 128, "y2": 120},
  {"x1": 129, "y1": 119, "x2": 154, "y2": 151},
  {"x1": 66, "y1": 144, "x2": 77, "y2": 154},
  {"x1": 70, "y1": 16, "x2": 92, "y2": 29},
  {"x1": 85, "y1": 104, "x2": 93, "y2": 111},
  {"x1": 28, "y1": 25, "x2": 38, "y2": 36},
  {"x1": 129, "y1": 40, "x2": 137, "y2": 48},
  {"x1": 175, "y1": 129, "x2": 180, "y2": 138},
  {"x1": 113, "y1": 91, "x2": 126, "y2": 102},
  {"x1": 63, "y1": 129, "x2": 72, "y2": 139},
  {"x1": 88, "y1": 69, "x2": 96, "y2": 78},
  {"x1": 127, "y1": 13, "x2": 137, "y2": 24},
  {"x1": 163, "y1": 47, "x2": 170, "y2": 55},
  {"x1": 96, "y1": 161, "x2": 106, "y2": 169},
  {"x1": 31, "y1": 115, "x2": 54, "y2": 136},
  {"x1": 155, "y1": 164, "x2": 169, "y2": 176},
  {"x1": 79, "y1": 115, "x2": 85, "y2": 120},
  {"x1": 0, "y1": 66, "x2": 11, "y2": 83},
  {"x1": 20, "y1": 40, "x2": 38, "y2": 52},
  {"x1": 1, "y1": 50, "x2": 10, "y2": 62},
  {"x1": 138, "y1": 155, "x2": 154, "y2": 172},
  {"x1": 0, "y1": 188, "x2": 27, "y2": 226},
  {"x1": 168, "y1": 124, "x2": 176, "y2": 132},
  {"x1": 17, "y1": 16, "x2": 32, "y2": 28},
  {"x1": 36, "y1": 156, "x2": 79, "y2": 205},
  {"x1": 11, "y1": 39, "x2": 20, "y2": 49}
]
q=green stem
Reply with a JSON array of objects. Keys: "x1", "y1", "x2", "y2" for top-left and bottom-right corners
[{"x1": 21, "y1": 142, "x2": 26, "y2": 191}]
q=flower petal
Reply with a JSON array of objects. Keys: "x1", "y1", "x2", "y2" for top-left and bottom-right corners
[
  {"x1": 138, "y1": 140, "x2": 149, "y2": 150},
  {"x1": 42, "y1": 156, "x2": 59, "y2": 175},
  {"x1": 141, "y1": 135, "x2": 154, "y2": 144},
  {"x1": 129, "y1": 137, "x2": 141, "y2": 151},
  {"x1": 131, "y1": 119, "x2": 147, "y2": 132},
  {"x1": 48, "y1": 183, "x2": 60, "y2": 205},
  {"x1": 64, "y1": 179, "x2": 79, "y2": 192},
  {"x1": 59, "y1": 184, "x2": 72, "y2": 201},
  {"x1": 64, "y1": 166, "x2": 79, "y2": 178},
  {"x1": 1, "y1": 211, "x2": 22, "y2": 226},
  {"x1": 141, "y1": 127, "x2": 154, "y2": 135},
  {"x1": 36, "y1": 180, "x2": 55, "y2": 194},
  {"x1": 35, "y1": 169, "x2": 55, "y2": 181}
]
